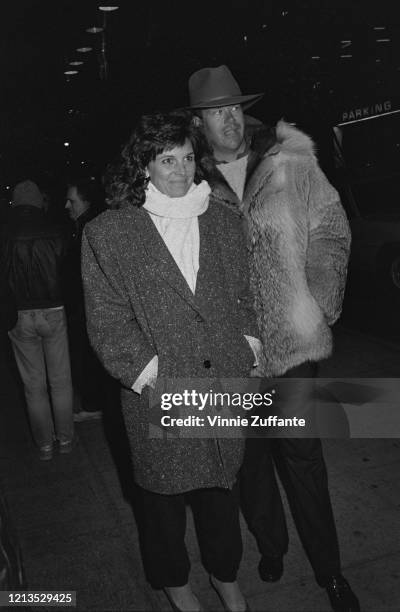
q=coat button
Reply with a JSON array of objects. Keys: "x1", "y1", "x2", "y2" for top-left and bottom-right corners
[{"x1": 203, "y1": 360, "x2": 211, "y2": 369}]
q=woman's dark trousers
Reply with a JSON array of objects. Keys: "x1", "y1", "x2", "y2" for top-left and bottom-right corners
[{"x1": 138, "y1": 484, "x2": 242, "y2": 588}]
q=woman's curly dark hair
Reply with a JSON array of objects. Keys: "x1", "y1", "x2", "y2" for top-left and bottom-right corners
[{"x1": 105, "y1": 110, "x2": 207, "y2": 208}]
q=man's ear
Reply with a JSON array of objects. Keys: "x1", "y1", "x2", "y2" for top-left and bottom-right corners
[{"x1": 192, "y1": 115, "x2": 202, "y2": 127}]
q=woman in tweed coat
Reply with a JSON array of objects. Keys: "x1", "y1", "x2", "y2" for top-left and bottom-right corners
[{"x1": 82, "y1": 111, "x2": 258, "y2": 611}]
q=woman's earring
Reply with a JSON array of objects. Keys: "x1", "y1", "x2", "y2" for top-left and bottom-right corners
[{"x1": 145, "y1": 169, "x2": 150, "y2": 178}]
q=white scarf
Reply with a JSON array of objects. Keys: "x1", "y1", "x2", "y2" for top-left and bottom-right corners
[
  {"x1": 143, "y1": 180, "x2": 211, "y2": 293},
  {"x1": 143, "y1": 180, "x2": 210, "y2": 218}
]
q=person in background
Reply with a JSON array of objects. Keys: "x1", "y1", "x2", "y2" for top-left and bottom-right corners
[
  {"x1": 0, "y1": 267, "x2": 17, "y2": 378},
  {"x1": 82, "y1": 110, "x2": 259, "y2": 612},
  {"x1": 0, "y1": 271, "x2": 17, "y2": 338},
  {"x1": 188, "y1": 65, "x2": 359, "y2": 612},
  {"x1": 64, "y1": 177, "x2": 106, "y2": 422},
  {"x1": 1, "y1": 179, "x2": 74, "y2": 460}
]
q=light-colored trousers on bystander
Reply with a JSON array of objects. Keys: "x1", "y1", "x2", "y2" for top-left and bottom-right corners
[{"x1": 9, "y1": 307, "x2": 74, "y2": 448}]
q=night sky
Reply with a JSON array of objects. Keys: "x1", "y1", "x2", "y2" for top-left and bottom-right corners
[{"x1": 1, "y1": 0, "x2": 399, "y2": 190}]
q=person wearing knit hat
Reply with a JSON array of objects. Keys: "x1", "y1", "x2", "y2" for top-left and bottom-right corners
[
  {"x1": 12, "y1": 180, "x2": 44, "y2": 209},
  {"x1": 2, "y1": 179, "x2": 74, "y2": 461}
]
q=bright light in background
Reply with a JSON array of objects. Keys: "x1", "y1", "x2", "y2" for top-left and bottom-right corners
[
  {"x1": 64, "y1": 142, "x2": 70, "y2": 147},
  {"x1": 98, "y1": 6, "x2": 119, "y2": 11},
  {"x1": 69, "y1": 61, "x2": 83, "y2": 66},
  {"x1": 64, "y1": 70, "x2": 78, "y2": 75},
  {"x1": 76, "y1": 47, "x2": 92, "y2": 53},
  {"x1": 86, "y1": 26, "x2": 104, "y2": 34}
]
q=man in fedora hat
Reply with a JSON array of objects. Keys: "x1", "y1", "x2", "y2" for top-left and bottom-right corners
[{"x1": 188, "y1": 65, "x2": 359, "y2": 612}]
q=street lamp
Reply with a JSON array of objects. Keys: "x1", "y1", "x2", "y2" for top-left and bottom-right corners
[
  {"x1": 96, "y1": 7, "x2": 120, "y2": 80},
  {"x1": 86, "y1": 26, "x2": 104, "y2": 34}
]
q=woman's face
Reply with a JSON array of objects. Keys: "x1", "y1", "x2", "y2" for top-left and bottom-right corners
[{"x1": 147, "y1": 138, "x2": 196, "y2": 198}]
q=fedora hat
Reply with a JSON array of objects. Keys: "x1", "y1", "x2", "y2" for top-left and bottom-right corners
[{"x1": 188, "y1": 65, "x2": 264, "y2": 110}]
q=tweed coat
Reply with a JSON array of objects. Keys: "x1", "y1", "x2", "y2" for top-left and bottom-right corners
[
  {"x1": 81, "y1": 197, "x2": 258, "y2": 494},
  {"x1": 202, "y1": 120, "x2": 351, "y2": 377}
]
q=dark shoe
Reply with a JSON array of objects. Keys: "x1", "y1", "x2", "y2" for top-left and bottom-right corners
[
  {"x1": 258, "y1": 556, "x2": 283, "y2": 582},
  {"x1": 209, "y1": 576, "x2": 250, "y2": 612},
  {"x1": 323, "y1": 575, "x2": 360, "y2": 612}
]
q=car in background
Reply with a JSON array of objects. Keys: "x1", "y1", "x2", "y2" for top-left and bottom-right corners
[
  {"x1": 331, "y1": 108, "x2": 400, "y2": 298},
  {"x1": 337, "y1": 172, "x2": 400, "y2": 296}
]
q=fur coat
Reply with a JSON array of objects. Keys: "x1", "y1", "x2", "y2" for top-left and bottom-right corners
[{"x1": 202, "y1": 120, "x2": 351, "y2": 377}]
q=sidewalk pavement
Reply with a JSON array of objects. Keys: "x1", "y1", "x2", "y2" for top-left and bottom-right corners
[{"x1": 0, "y1": 324, "x2": 399, "y2": 611}]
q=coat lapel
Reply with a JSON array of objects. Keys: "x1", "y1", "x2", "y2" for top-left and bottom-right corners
[
  {"x1": 196, "y1": 207, "x2": 215, "y2": 298},
  {"x1": 133, "y1": 207, "x2": 200, "y2": 311},
  {"x1": 196, "y1": 205, "x2": 228, "y2": 301}
]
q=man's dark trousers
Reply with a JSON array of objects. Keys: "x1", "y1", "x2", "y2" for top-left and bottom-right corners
[{"x1": 240, "y1": 361, "x2": 341, "y2": 584}]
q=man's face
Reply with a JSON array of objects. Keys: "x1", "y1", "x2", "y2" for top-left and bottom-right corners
[
  {"x1": 201, "y1": 104, "x2": 245, "y2": 161},
  {"x1": 65, "y1": 186, "x2": 89, "y2": 221}
]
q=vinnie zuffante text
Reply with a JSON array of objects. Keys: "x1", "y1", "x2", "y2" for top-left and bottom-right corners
[{"x1": 159, "y1": 390, "x2": 306, "y2": 429}]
